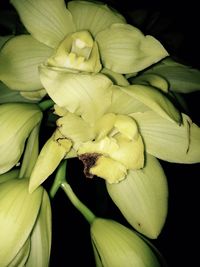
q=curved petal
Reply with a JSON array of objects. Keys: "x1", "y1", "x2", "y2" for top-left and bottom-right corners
[
  {"x1": 106, "y1": 153, "x2": 168, "y2": 239},
  {"x1": 107, "y1": 85, "x2": 150, "y2": 114},
  {"x1": 131, "y1": 111, "x2": 200, "y2": 163},
  {"x1": 144, "y1": 57, "x2": 200, "y2": 93},
  {"x1": 0, "y1": 179, "x2": 43, "y2": 267},
  {"x1": 0, "y1": 35, "x2": 53, "y2": 91},
  {"x1": 25, "y1": 190, "x2": 51, "y2": 267},
  {"x1": 11, "y1": 0, "x2": 75, "y2": 48},
  {"x1": 39, "y1": 65, "x2": 113, "y2": 124},
  {"x1": 29, "y1": 130, "x2": 72, "y2": 193},
  {"x1": 130, "y1": 73, "x2": 169, "y2": 93},
  {"x1": 0, "y1": 82, "x2": 35, "y2": 103},
  {"x1": 57, "y1": 112, "x2": 95, "y2": 149},
  {"x1": 68, "y1": 0, "x2": 126, "y2": 36},
  {"x1": 122, "y1": 84, "x2": 182, "y2": 124},
  {"x1": 96, "y1": 23, "x2": 168, "y2": 74}
]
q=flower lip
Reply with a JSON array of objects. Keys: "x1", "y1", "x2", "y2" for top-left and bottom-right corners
[{"x1": 79, "y1": 153, "x2": 101, "y2": 178}]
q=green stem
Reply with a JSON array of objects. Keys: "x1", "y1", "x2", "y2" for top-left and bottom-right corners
[
  {"x1": 50, "y1": 160, "x2": 96, "y2": 225},
  {"x1": 38, "y1": 99, "x2": 54, "y2": 111},
  {"x1": 61, "y1": 181, "x2": 96, "y2": 225}
]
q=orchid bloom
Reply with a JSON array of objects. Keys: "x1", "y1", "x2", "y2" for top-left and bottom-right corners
[
  {"x1": 0, "y1": 0, "x2": 168, "y2": 98},
  {"x1": 29, "y1": 66, "x2": 200, "y2": 238}
]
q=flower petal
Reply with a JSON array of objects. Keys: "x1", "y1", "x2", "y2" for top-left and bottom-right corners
[
  {"x1": 0, "y1": 35, "x2": 53, "y2": 91},
  {"x1": 39, "y1": 65, "x2": 113, "y2": 124},
  {"x1": 68, "y1": 0, "x2": 126, "y2": 36},
  {"x1": 107, "y1": 85, "x2": 150, "y2": 114},
  {"x1": 29, "y1": 129, "x2": 72, "y2": 193},
  {"x1": 131, "y1": 111, "x2": 200, "y2": 163},
  {"x1": 96, "y1": 23, "x2": 168, "y2": 74},
  {"x1": 11, "y1": 0, "x2": 75, "y2": 48},
  {"x1": 144, "y1": 57, "x2": 200, "y2": 93},
  {"x1": 122, "y1": 84, "x2": 182, "y2": 124},
  {"x1": 107, "y1": 153, "x2": 168, "y2": 239},
  {"x1": 0, "y1": 82, "x2": 36, "y2": 103},
  {"x1": 7, "y1": 238, "x2": 30, "y2": 267},
  {"x1": 91, "y1": 218, "x2": 160, "y2": 266},
  {"x1": 57, "y1": 112, "x2": 95, "y2": 149},
  {"x1": 25, "y1": 190, "x2": 51, "y2": 267},
  {"x1": 0, "y1": 179, "x2": 43, "y2": 266}
]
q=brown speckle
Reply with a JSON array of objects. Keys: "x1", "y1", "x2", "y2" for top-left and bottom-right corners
[{"x1": 79, "y1": 153, "x2": 101, "y2": 178}]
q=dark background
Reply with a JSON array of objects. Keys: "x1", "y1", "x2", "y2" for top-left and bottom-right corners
[{"x1": 0, "y1": 1, "x2": 200, "y2": 266}]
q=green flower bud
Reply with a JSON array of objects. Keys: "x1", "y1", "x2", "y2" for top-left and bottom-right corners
[
  {"x1": 91, "y1": 218, "x2": 161, "y2": 267},
  {"x1": 47, "y1": 30, "x2": 102, "y2": 73},
  {"x1": 0, "y1": 103, "x2": 43, "y2": 174}
]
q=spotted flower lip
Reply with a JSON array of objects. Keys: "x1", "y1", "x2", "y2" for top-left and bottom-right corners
[{"x1": 0, "y1": 0, "x2": 168, "y2": 92}]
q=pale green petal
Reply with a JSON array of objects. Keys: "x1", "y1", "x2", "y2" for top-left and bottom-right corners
[
  {"x1": 11, "y1": 0, "x2": 75, "y2": 48},
  {"x1": 107, "y1": 154, "x2": 168, "y2": 239},
  {"x1": 20, "y1": 89, "x2": 47, "y2": 101},
  {"x1": 39, "y1": 65, "x2": 113, "y2": 124},
  {"x1": 0, "y1": 35, "x2": 53, "y2": 91},
  {"x1": 0, "y1": 169, "x2": 19, "y2": 184},
  {"x1": 101, "y1": 68, "x2": 130, "y2": 86},
  {"x1": 7, "y1": 238, "x2": 30, "y2": 267},
  {"x1": 130, "y1": 73, "x2": 169, "y2": 93},
  {"x1": 96, "y1": 23, "x2": 168, "y2": 74},
  {"x1": 0, "y1": 82, "x2": 35, "y2": 103},
  {"x1": 107, "y1": 85, "x2": 150, "y2": 114},
  {"x1": 57, "y1": 112, "x2": 95, "y2": 149},
  {"x1": 29, "y1": 130, "x2": 72, "y2": 193},
  {"x1": 26, "y1": 190, "x2": 51, "y2": 267},
  {"x1": 122, "y1": 84, "x2": 181, "y2": 124},
  {"x1": 68, "y1": 0, "x2": 126, "y2": 36},
  {"x1": 0, "y1": 35, "x2": 13, "y2": 50},
  {"x1": 0, "y1": 179, "x2": 43, "y2": 266},
  {"x1": 131, "y1": 111, "x2": 200, "y2": 163},
  {"x1": 91, "y1": 218, "x2": 160, "y2": 266},
  {"x1": 0, "y1": 104, "x2": 42, "y2": 174},
  {"x1": 144, "y1": 57, "x2": 200, "y2": 93}
]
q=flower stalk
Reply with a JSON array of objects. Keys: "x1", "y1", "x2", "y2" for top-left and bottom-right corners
[{"x1": 50, "y1": 160, "x2": 96, "y2": 225}]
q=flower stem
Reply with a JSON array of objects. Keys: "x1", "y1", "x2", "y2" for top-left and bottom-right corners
[
  {"x1": 50, "y1": 160, "x2": 96, "y2": 225},
  {"x1": 61, "y1": 181, "x2": 96, "y2": 225},
  {"x1": 38, "y1": 99, "x2": 54, "y2": 111}
]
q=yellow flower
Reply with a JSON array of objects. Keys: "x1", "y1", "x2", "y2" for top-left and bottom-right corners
[
  {"x1": 28, "y1": 69, "x2": 200, "y2": 239},
  {"x1": 0, "y1": 177, "x2": 51, "y2": 267},
  {"x1": 0, "y1": 0, "x2": 168, "y2": 92}
]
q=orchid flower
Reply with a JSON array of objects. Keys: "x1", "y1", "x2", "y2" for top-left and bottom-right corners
[
  {"x1": 29, "y1": 65, "x2": 200, "y2": 238},
  {"x1": 0, "y1": 0, "x2": 168, "y2": 99}
]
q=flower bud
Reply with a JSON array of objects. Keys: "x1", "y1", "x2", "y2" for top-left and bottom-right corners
[
  {"x1": 91, "y1": 218, "x2": 161, "y2": 267},
  {"x1": 0, "y1": 103, "x2": 43, "y2": 174}
]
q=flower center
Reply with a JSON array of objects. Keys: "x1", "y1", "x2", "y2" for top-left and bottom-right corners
[{"x1": 47, "y1": 30, "x2": 101, "y2": 73}]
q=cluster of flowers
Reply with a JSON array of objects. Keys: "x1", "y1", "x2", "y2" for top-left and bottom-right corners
[{"x1": 0, "y1": 0, "x2": 200, "y2": 266}]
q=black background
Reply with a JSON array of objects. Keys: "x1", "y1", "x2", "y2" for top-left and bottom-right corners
[{"x1": 0, "y1": 1, "x2": 200, "y2": 266}]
